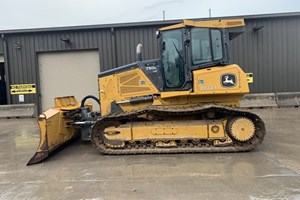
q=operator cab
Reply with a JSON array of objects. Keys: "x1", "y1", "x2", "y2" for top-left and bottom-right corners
[
  {"x1": 98, "y1": 19, "x2": 244, "y2": 93},
  {"x1": 157, "y1": 19, "x2": 244, "y2": 91}
]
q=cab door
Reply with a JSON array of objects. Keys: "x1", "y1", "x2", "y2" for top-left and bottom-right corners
[{"x1": 161, "y1": 29, "x2": 186, "y2": 90}]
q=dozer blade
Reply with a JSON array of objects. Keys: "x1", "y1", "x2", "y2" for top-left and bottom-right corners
[{"x1": 27, "y1": 96, "x2": 80, "y2": 165}]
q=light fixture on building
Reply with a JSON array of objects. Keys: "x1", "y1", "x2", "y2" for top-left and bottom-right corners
[
  {"x1": 14, "y1": 43, "x2": 21, "y2": 49},
  {"x1": 253, "y1": 25, "x2": 264, "y2": 32},
  {"x1": 60, "y1": 37, "x2": 70, "y2": 43}
]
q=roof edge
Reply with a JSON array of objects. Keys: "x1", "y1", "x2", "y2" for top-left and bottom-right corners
[{"x1": 1, "y1": 11, "x2": 300, "y2": 35}]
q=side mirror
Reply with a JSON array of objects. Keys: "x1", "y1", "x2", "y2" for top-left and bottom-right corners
[{"x1": 184, "y1": 39, "x2": 190, "y2": 46}]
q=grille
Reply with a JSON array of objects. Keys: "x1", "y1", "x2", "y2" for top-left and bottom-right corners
[
  {"x1": 120, "y1": 86, "x2": 151, "y2": 94},
  {"x1": 120, "y1": 73, "x2": 137, "y2": 84},
  {"x1": 123, "y1": 76, "x2": 140, "y2": 86}
]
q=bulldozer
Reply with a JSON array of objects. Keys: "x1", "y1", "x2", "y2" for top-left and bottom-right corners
[{"x1": 27, "y1": 19, "x2": 266, "y2": 165}]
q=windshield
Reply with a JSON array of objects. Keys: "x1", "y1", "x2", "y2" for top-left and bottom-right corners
[{"x1": 162, "y1": 29, "x2": 184, "y2": 88}]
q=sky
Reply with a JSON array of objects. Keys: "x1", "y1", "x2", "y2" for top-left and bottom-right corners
[{"x1": 0, "y1": 0, "x2": 299, "y2": 30}]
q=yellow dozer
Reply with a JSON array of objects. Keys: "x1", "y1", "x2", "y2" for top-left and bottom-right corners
[{"x1": 28, "y1": 19, "x2": 266, "y2": 165}]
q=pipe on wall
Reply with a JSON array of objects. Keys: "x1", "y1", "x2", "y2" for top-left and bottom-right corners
[{"x1": 1, "y1": 34, "x2": 11, "y2": 104}]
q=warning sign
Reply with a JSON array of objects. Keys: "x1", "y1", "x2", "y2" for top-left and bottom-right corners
[{"x1": 10, "y1": 84, "x2": 36, "y2": 95}]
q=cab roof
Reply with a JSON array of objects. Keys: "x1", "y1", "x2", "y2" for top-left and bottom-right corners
[{"x1": 159, "y1": 19, "x2": 245, "y2": 31}]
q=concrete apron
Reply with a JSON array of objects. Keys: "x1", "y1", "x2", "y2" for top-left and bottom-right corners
[
  {"x1": 240, "y1": 92, "x2": 300, "y2": 108},
  {"x1": 0, "y1": 104, "x2": 36, "y2": 118}
]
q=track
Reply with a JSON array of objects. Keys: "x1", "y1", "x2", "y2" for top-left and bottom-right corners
[{"x1": 91, "y1": 104, "x2": 266, "y2": 154}]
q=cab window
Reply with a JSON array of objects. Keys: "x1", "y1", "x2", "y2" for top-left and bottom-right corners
[{"x1": 191, "y1": 28, "x2": 223, "y2": 65}]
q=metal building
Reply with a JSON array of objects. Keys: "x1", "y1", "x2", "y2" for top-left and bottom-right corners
[{"x1": 0, "y1": 12, "x2": 300, "y2": 111}]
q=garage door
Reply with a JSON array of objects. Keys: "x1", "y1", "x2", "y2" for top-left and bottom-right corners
[{"x1": 38, "y1": 51, "x2": 100, "y2": 111}]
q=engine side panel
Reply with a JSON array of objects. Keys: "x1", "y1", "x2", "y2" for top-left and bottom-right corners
[
  {"x1": 192, "y1": 64, "x2": 249, "y2": 95},
  {"x1": 99, "y1": 64, "x2": 250, "y2": 116},
  {"x1": 99, "y1": 68, "x2": 159, "y2": 116}
]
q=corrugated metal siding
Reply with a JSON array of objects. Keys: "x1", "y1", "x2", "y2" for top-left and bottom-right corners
[
  {"x1": 4, "y1": 26, "x2": 162, "y2": 105},
  {"x1": 2, "y1": 15, "x2": 300, "y2": 106},
  {"x1": 5, "y1": 30, "x2": 105, "y2": 104},
  {"x1": 115, "y1": 26, "x2": 160, "y2": 66},
  {"x1": 6, "y1": 34, "x2": 37, "y2": 104},
  {"x1": 231, "y1": 16, "x2": 300, "y2": 93},
  {"x1": 0, "y1": 41, "x2": 3, "y2": 54}
]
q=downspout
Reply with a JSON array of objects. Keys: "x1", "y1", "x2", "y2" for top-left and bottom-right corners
[
  {"x1": 1, "y1": 34, "x2": 11, "y2": 104},
  {"x1": 111, "y1": 27, "x2": 118, "y2": 67}
]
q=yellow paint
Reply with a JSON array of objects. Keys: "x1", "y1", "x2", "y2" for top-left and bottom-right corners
[
  {"x1": 99, "y1": 68, "x2": 159, "y2": 115},
  {"x1": 102, "y1": 120, "x2": 227, "y2": 142},
  {"x1": 154, "y1": 65, "x2": 249, "y2": 107},
  {"x1": 10, "y1": 84, "x2": 36, "y2": 95},
  {"x1": 98, "y1": 64, "x2": 249, "y2": 115},
  {"x1": 32, "y1": 96, "x2": 80, "y2": 156},
  {"x1": 208, "y1": 121, "x2": 225, "y2": 139},
  {"x1": 192, "y1": 64, "x2": 249, "y2": 95},
  {"x1": 229, "y1": 117, "x2": 255, "y2": 142},
  {"x1": 213, "y1": 135, "x2": 232, "y2": 146},
  {"x1": 246, "y1": 73, "x2": 253, "y2": 83},
  {"x1": 54, "y1": 96, "x2": 81, "y2": 110},
  {"x1": 31, "y1": 19, "x2": 254, "y2": 162},
  {"x1": 160, "y1": 90, "x2": 191, "y2": 99},
  {"x1": 160, "y1": 19, "x2": 244, "y2": 31},
  {"x1": 105, "y1": 124, "x2": 132, "y2": 141}
]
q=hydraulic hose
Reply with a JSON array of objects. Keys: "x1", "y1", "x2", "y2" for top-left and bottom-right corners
[{"x1": 81, "y1": 95, "x2": 100, "y2": 107}]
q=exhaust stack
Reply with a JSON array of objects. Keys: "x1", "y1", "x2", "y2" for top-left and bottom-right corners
[{"x1": 136, "y1": 43, "x2": 143, "y2": 61}]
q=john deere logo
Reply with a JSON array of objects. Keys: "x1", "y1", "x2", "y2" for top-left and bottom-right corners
[{"x1": 221, "y1": 74, "x2": 236, "y2": 87}]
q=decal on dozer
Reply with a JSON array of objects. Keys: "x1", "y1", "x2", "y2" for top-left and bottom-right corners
[{"x1": 221, "y1": 74, "x2": 236, "y2": 87}]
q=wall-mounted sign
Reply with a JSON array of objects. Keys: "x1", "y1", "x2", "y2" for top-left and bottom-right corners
[
  {"x1": 19, "y1": 94, "x2": 25, "y2": 102},
  {"x1": 10, "y1": 84, "x2": 36, "y2": 95}
]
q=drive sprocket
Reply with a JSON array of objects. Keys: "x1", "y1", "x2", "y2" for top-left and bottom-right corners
[{"x1": 227, "y1": 116, "x2": 256, "y2": 142}]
